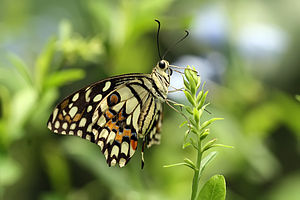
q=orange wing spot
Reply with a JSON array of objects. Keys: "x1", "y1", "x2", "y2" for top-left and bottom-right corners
[
  {"x1": 58, "y1": 114, "x2": 63, "y2": 120},
  {"x1": 73, "y1": 113, "x2": 83, "y2": 122},
  {"x1": 106, "y1": 120, "x2": 117, "y2": 131},
  {"x1": 61, "y1": 99, "x2": 69, "y2": 109},
  {"x1": 105, "y1": 110, "x2": 114, "y2": 119},
  {"x1": 115, "y1": 132, "x2": 123, "y2": 143},
  {"x1": 131, "y1": 140, "x2": 137, "y2": 150},
  {"x1": 65, "y1": 115, "x2": 71, "y2": 123},
  {"x1": 118, "y1": 111, "x2": 125, "y2": 121},
  {"x1": 123, "y1": 128, "x2": 131, "y2": 137},
  {"x1": 110, "y1": 94, "x2": 119, "y2": 104}
]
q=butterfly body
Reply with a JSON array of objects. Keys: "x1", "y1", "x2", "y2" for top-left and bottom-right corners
[{"x1": 47, "y1": 60, "x2": 172, "y2": 167}]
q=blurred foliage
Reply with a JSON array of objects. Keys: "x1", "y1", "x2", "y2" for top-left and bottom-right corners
[{"x1": 0, "y1": 0, "x2": 300, "y2": 200}]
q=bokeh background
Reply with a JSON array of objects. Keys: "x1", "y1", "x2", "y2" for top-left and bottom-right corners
[{"x1": 1, "y1": 0, "x2": 300, "y2": 199}]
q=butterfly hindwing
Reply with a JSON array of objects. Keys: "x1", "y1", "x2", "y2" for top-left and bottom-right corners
[{"x1": 47, "y1": 74, "x2": 159, "y2": 167}]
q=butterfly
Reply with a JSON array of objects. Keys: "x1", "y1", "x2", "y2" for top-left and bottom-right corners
[{"x1": 47, "y1": 20, "x2": 189, "y2": 168}]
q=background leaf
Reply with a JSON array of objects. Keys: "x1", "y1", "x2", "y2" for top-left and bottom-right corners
[{"x1": 198, "y1": 175, "x2": 226, "y2": 200}]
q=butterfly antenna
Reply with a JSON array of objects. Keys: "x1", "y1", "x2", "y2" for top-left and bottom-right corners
[
  {"x1": 155, "y1": 19, "x2": 163, "y2": 60},
  {"x1": 162, "y1": 30, "x2": 189, "y2": 59}
]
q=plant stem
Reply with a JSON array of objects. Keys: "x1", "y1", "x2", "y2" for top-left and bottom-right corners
[{"x1": 191, "y1": 134, "x2": 202, "y2": 200}]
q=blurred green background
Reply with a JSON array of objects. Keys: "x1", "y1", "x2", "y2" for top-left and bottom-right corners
[{"x1": 1, "y1": 0, "x2": 300, "y2": 199}]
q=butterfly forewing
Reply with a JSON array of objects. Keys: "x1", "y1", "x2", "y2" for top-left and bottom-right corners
[{"x1": 47, "y1": 73, "x2": 163, "y2": 167}]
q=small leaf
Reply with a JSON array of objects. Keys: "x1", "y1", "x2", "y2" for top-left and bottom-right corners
[
  {"x1": 197, "y1": 175, "x2": 226, "y2": 200},
  {"x1": 193, "y1": 108, "x2": 200, "y2": 124},
  {"x1": 200, "y1": 151, "x2": 217, "y2": 173},
  {"x1": 183, "y1": 76, "x2": 190, "y2": 90},
  {"x1": 185, "y1": 106, "x2": 193, "y2": 115},
  {"x1": 184, "y1": 158, "x2": 197, "y2": 170},
  {"x1": 202, "y1": 138, "x2": 217, "y2": 152},
  {"x1": 211, "y1": 144, "x2": 234, "y2": 149},
  {"x1": 196, "y1": 91, "x2": 203, "y2": 104},
  {"x1": 183, "y1": 142, "x2": 191, "y2": 149},
  {"x1": 197, "y1": 91, "x2": 208, "y2": 110},
  {"x1": 179, "y1": 121, "x2": 188, "y2": 128},
  {"x1": 200, "y1": 118, "x2": 224, "y2": 131},
  {"x1": 44, "y1": 69, "x2": 85, "y2": 88},
  {"x1": 184, "y1": 90, "x2": 195, "y2": 106},
  {"x1": 200, "y1": 129, "x2": 210, "y2": 140},
  {"x1": 163, "y1": 162, "x2": 195, "y2": 170}
]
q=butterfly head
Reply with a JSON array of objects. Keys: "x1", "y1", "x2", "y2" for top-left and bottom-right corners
[{"x1": 151, "y1": 59, "x2": 172, "y2": 100}]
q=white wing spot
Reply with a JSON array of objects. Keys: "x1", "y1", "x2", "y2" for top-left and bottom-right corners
[
  {"x1": 87, "y1": 105, "x2": 93, "y2": 112},
  {"x1": 87, "y1": 123, "x2": 93, "y2": 132},
  {"x1": 103, "y1": 81, "x2": 111, "y2": 92},
  {"x1": 99, "y1": 129, "x2": 109, "y2": 139},
  {"x1": 97, "y1": 115, "x2": 106, "y2": 127},
  {"x1": 54, "y1": 130, "x2": 58, "y2": 133},
  {"x1": 85, "y1": 88, "x2": 92, "y2": 102},
  {"x1": 47, "y1": 122, "x2": 52, "y2": 130},
  {"x1": 52, "y1": 108, "x2": 59, "y2": 122},
  {"x1": 111, "y1": 145, "x2": 119, "y2": 157},
  {"x1": 61, "y1": 131, "x2": 66, "y2": 135},
  {"x1": 97, "y1": 140, "x2": 104, "y2": 150},
  {"x1": 69, "y1": 106, "x2": 78, "y2": 118},
  {"x1": 68, "y1": 103, "x2": 73, "y2": 108},
  {"x1": 126, "y1": 115, "x2": 132, "y2": 125},
  {"x1": 55, "y1": 121, "x2": 60, "y2": 129},
  {"x1": 104, "y1": 149, "x2": 108, "y2": 159},
  {"x1": 121, "y1": 142, "x2": 129, "y2": 154},
  {"x1": 72, "y1": 93, "x2": 79, "y2": 102},
  {"x1": 70, "y1": 123, "x2": 76, "y2": 130},
  {"x1": 129, "y1": 143, "x2": 135, "y2": 157},
  {"x1": 62, "y1": 110, "x2": 67, "y2": 116},
  {"x1": 93, "y1": 94, "x2": 102, "y2": 102},
  {"x1": 62, "y1": 122, "x2": 68, "y2": 130},
  {"x1": 106, "y1": 132, "x2": 116, "y2": 144},
  {"x1": 132, "y1": 106, "x2": 140, "y2": 131},
  {"x1": 77, "y1": 130, "x2": 83, "y2": 137},
  {"x1": 86, "y1": 135, "x2": 91, "y2": 141},
  {"x1": 79, "y1": 118, "x2": 87, "y2": 127},
  {"x1": 119, "y1": 158, "x2": 126, "y2": 167},
  {"x1": 111, "y1": 159, "x2": 117, "y2": 166},
  {"x1": 69, "y1": 131, "x2": 74, "y2": 135},
  {"x1": 92, "y1": 129, "x2": 99, "y2": 139}
]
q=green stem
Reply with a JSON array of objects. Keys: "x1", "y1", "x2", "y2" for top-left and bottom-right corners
[{"x1": 191, "y1": 134, "x2": 202, "y2": 200}]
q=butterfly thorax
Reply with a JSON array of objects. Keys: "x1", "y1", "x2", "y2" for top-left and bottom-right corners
[{"x1": 150, "y1": 60, "x2": 171, "y2": 101}]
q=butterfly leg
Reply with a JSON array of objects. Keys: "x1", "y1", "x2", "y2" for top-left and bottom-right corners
[{"x1": 141, "y1": 139, "x2": 147, "y2": 169}]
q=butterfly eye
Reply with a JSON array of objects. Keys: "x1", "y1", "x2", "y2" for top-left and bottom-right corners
[{"x1": 158, "y1": 60, "x2": 165, "y2": 69}]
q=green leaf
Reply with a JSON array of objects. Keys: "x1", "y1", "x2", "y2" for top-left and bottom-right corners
[
  {"x1": 200, "y1": 129, "x2": 210, "y2": 140},
  {"x1": 163, "y1": 162, "x2": 195, "y2": 170},
  {"x1": 185, "y1": 106, "x2": 193, "y2": 115},
  {"x1": 202, "y1": 138, "x2": 217, "y2": 152},
  {"x1": 193, "y1": 107, "x2": 200, "y2": 124},
  {"x1": 44, "y1": 69, "x2": 85, "y2": 88},
  {"x1": 184, "y1": 158, "x2": 197, "y2": 170},
  {"x1": 200, "y1": 151, "x2": 217, "y2": 173},
  {"x1": 184, "y1": 90, "x2": 196, "y2": 106},
  {"x1": 198, "y1": 175, "x2": 226, "y2": 200},
  {"x1": 200, "y1": 118, "x2": 224, "y2": 131}
]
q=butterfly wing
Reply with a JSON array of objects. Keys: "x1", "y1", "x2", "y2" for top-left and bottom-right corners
[
  {"x1": 47, "y1": 73, "x2": 157, "y2": 167},
  {"x1": 145, "y1": 102, "x2": 163, "y2": 148}
]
